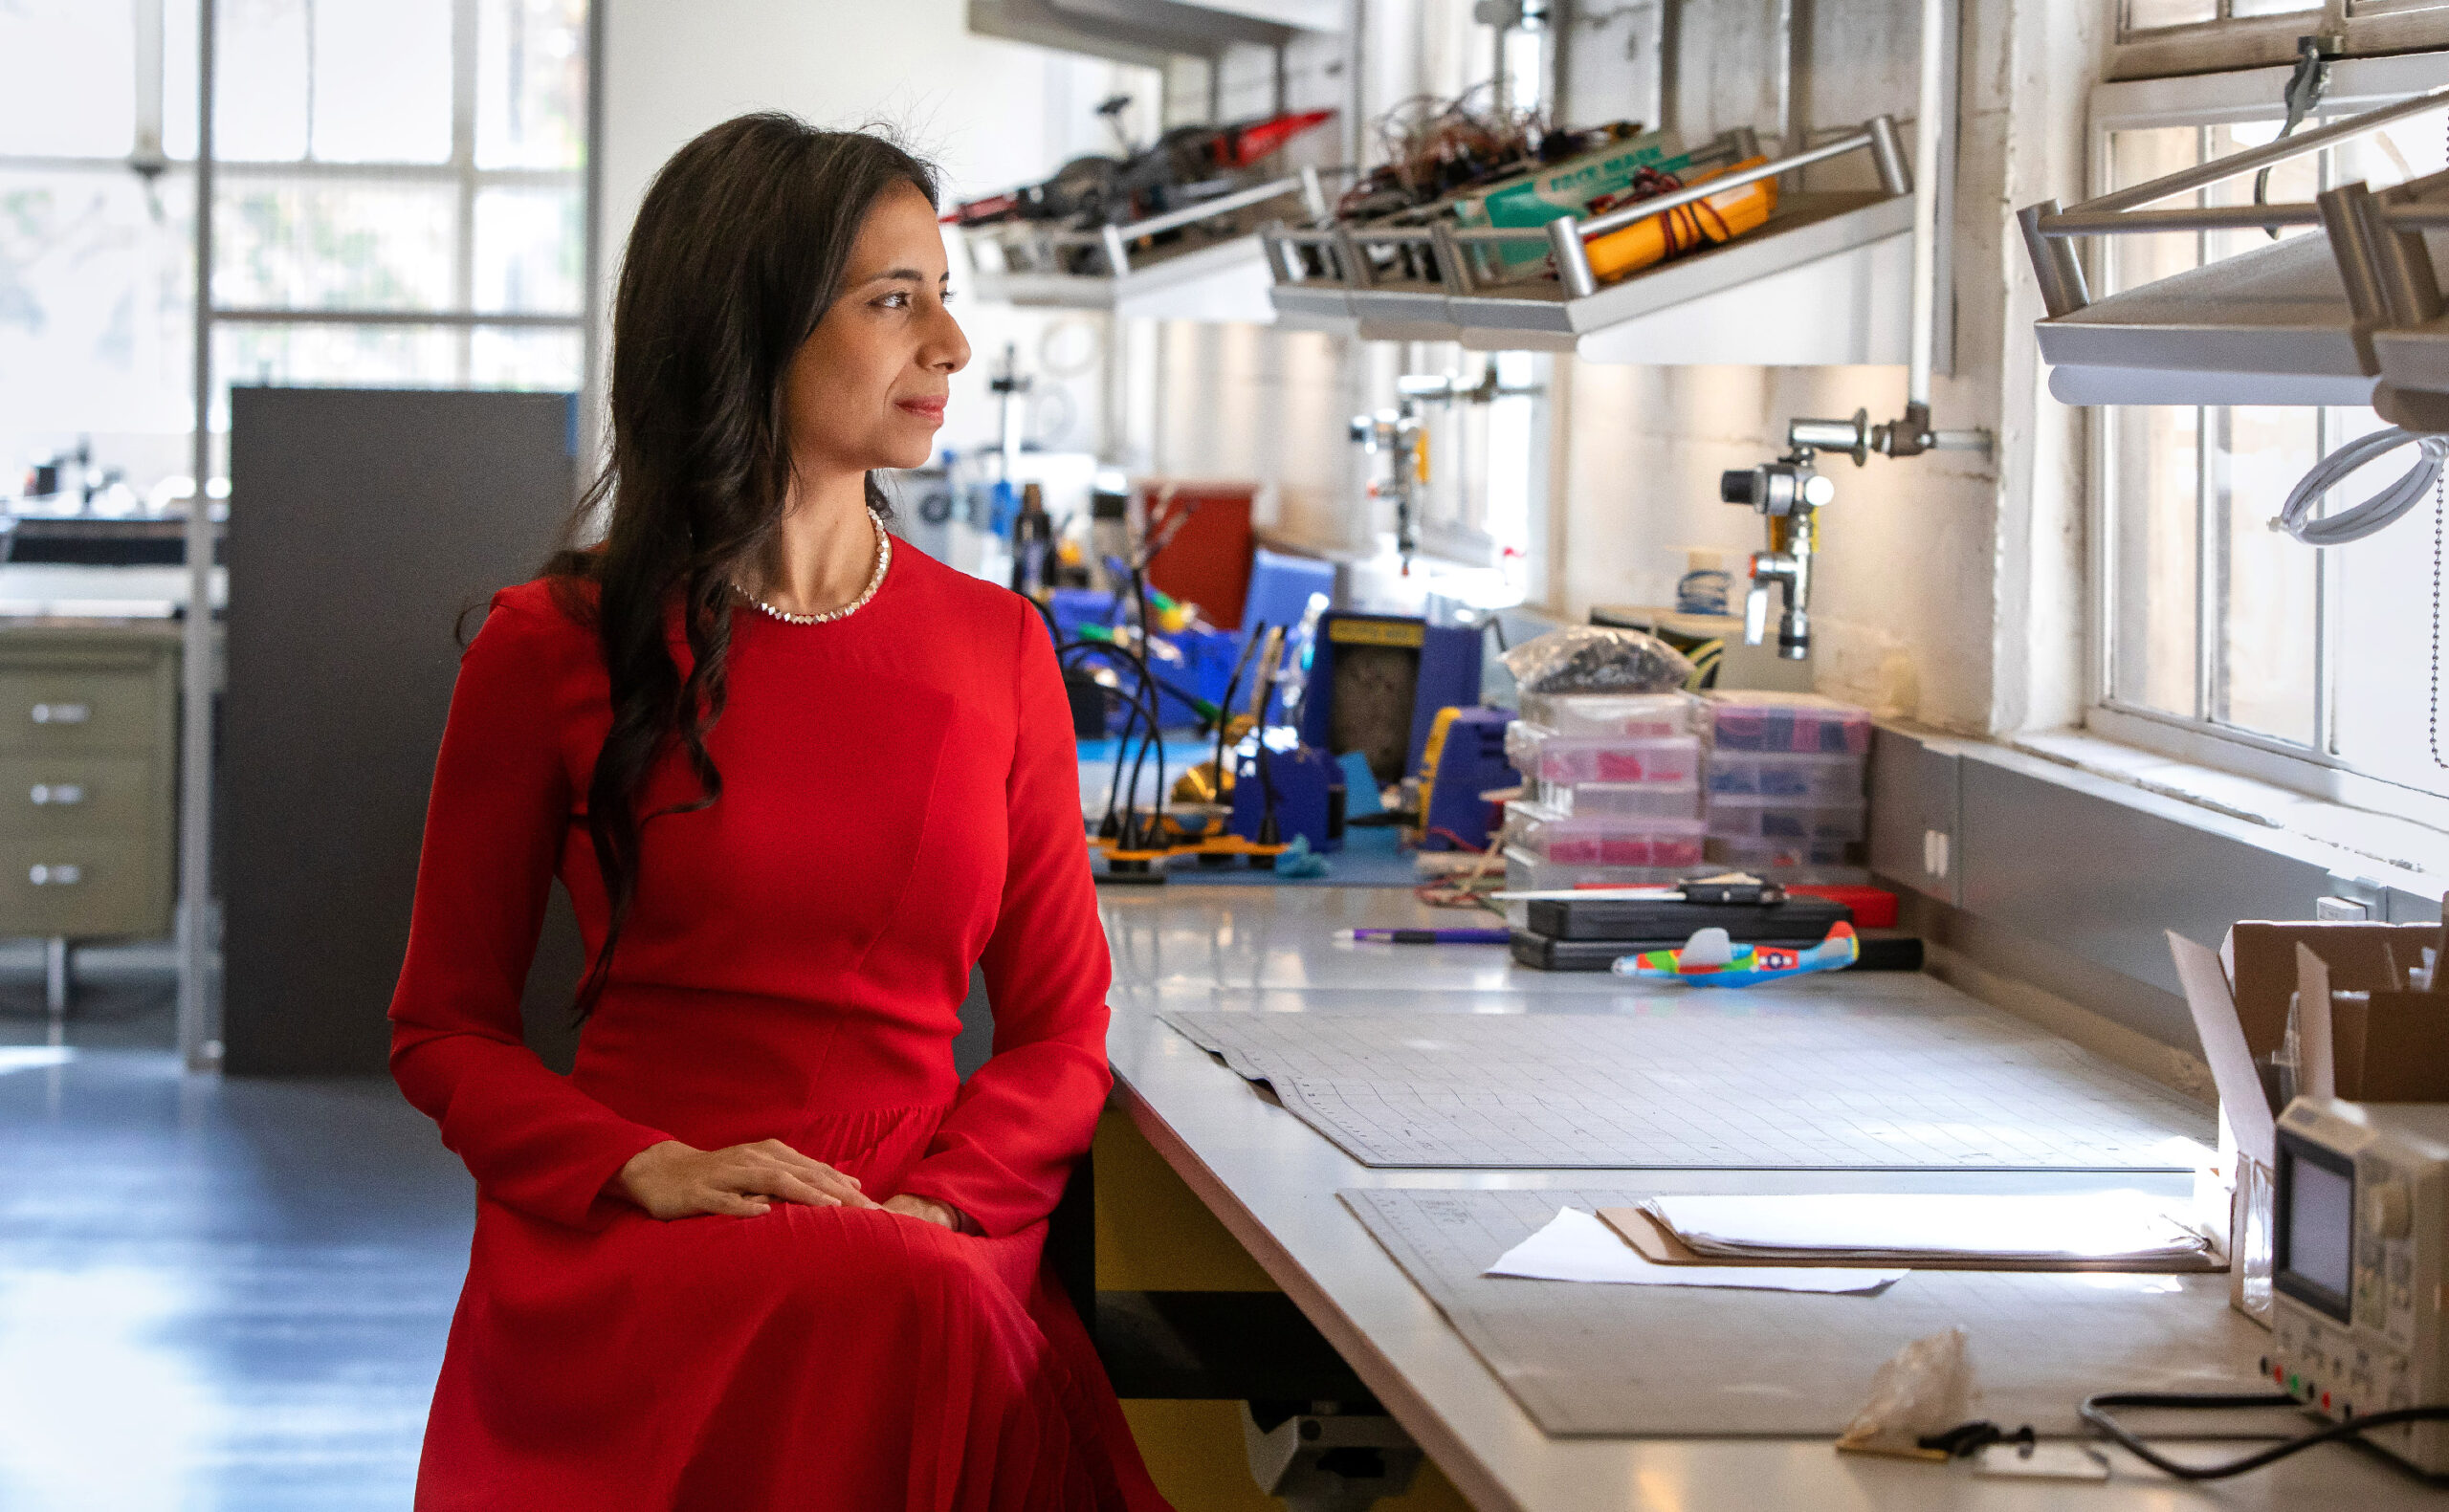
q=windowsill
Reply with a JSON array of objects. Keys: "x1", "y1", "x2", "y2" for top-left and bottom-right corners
[{"x1": 2002, "y1": 726, "x2": 2449, "y2": 904}]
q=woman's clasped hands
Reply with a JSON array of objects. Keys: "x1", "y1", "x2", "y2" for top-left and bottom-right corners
[{"x1": 614, "y1": 1139, "x2": 965, "y2": 1230}]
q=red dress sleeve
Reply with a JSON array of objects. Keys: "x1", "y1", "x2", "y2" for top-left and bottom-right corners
[
  {"x1": 388, "y1": 592, "x2": 673, "y2": 1231},
  {"x1": 898, "y1": 604, "x2": 1114, "y2": 1237}
]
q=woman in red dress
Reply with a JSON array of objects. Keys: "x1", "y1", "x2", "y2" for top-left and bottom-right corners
[{"x1": 387, "y1": 116, "x2": 1170, "y2": 1511}]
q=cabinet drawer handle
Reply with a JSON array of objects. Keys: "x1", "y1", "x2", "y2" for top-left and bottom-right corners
[
  {"x1": 29, "y1": 783, "x2": 85, "y2": 806},
  {"x1": 28, "y1": 864, "x2": 82, "y2": 887},
  {"x1": 30, "y1": 703, "x2": 90, "y2": 726}
]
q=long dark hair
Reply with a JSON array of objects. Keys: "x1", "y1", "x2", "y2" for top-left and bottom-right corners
[{"x1": 547, "y1": 115, "x2": 939, "y2": 1017}]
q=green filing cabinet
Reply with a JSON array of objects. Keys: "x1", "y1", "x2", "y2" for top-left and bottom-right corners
[{"x1": 0, "y1": 623, "x2": 181, "y2": 1013}]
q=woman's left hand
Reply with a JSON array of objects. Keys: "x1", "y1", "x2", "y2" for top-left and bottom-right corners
[{"x1": 882, "y1": 1194, "x2": 968, "y2": 1232}]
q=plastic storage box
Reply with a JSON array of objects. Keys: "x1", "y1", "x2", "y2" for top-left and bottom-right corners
[
  {"x1": 1704, "y1": 690, "x2": 1872, "y2": 755},
  {"x1": 1503, "y1": 800, "x2": 1707, "y2": 867},
  {"x1": 1505, "y1": 723, "x2": 1701, "y2": 786},
  {"x1": 1705, "y1": 837, "x2": 1854, "y2": 869},
  {"x1": 1517, "y1": 690, "x2": 1698, "y2": 739},
  {"x1": 1704, "y1": 796, "x2": 1867, "y2": 844},
  {"x1": 1705, "y1": 750, "x2": 1865, "y2": 800},
  {"x1": 1534, "y1": 779, "x2": 1702, "y2": 820}
]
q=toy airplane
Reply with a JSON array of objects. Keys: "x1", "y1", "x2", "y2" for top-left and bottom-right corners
[{"x1": 1611, "y1": 921, "x2": 1859, "y2": 988}]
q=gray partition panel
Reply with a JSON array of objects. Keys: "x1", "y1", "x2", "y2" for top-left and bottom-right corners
[
  {"x1": 1957, "y1": 757, "x2": 2329, "y2": 999},
  {"x1": 1342, "y1": 1188, "x2": 2268, "y2": 1438},
  {"x1": 224, "y1": 387, "x2": 577, "y2": 1076},
  {"x1": 1867, "y1": 725, "x2": 1960, "y2": 907}
]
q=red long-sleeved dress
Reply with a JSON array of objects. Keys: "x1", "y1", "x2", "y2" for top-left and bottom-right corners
[{"x1": 387, "y1": 542, "x2": 1168, "y2": 1510}]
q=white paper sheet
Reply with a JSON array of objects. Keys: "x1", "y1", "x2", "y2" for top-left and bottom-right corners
[
  {"x1": 1640, "y1": 1191, "x2": 2209, "y2": 1262},
  {"x1": 1482, "y1": 1206, "x2": 1905, "y2": 1294}
]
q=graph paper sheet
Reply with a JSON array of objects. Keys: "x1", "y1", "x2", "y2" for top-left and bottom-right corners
[
  {"x1": 1342, "y1": 1187, "x2": 2264, "y2": 1437},
  {"x1": 1159, "y1": 1006, "x2": 2212, "y2": 1170}
]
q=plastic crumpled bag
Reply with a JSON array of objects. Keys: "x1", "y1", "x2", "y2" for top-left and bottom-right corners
[
  {"x1": 1500, "y1": 625, "x2": 1694, "y2": 697},
  {"x1": 1835, "y1": 1327, "x2": 1975, "y2": 1457}
]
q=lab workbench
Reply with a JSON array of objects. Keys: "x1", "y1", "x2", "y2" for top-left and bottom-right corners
[{"x1": 1096, "y1": 885, "x2": 2447, "y2": 1510}]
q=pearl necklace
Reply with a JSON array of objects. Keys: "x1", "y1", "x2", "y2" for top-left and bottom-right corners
[{"x1": 734, "y1": 509, "x2": 893, "y2": 625}]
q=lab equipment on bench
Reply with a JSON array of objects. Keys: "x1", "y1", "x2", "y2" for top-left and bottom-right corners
[
  {"x1": 1092, "y1": 623, "x2": 1311, "y2": 878},
  {"x1": 1349, "y1": 364, "x2": 1544, "y2": 565},
  {"x1": 1227, "y1": 624, "x2": 1344, "y2": 856},
  {"x1": 2268, "y1": 1097, "x2": 2449, "y2": 1472},
  {"x1": 1506, "y1": 875, "x2": 1916, "y2": 974},
  {"x1": 1295, "y1": 610, "x2": 1483, "y2": 789},
  {"x1": 1414, "y1": 706, "x2": 1513, "y2": 852}
]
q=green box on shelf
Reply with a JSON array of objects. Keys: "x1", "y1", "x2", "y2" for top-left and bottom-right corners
[{"x1": 1450, "y1": 130, "x2": 1695, "y2": 271}]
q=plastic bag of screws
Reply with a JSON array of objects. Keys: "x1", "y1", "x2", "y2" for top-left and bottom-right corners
[{"x1": 1500, "y1": 625, "x2": 1694, "y2": 697}]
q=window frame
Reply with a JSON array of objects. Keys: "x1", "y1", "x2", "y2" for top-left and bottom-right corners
[
  {"x1": 204, "y1": 0, "x2": 591, "y2": 396},
  {"x1": 2111, "y1": 1, "x2": 2449, "y2": 83},
  {"x1": 0, "y1": 0, "x2": 596, "y2": 452},
  {"x1": 2085, "y1": 49, "x2": 2449, "y2": 829}
]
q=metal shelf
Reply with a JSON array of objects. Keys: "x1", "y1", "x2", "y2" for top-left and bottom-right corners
[
  {"x1": 2033, "y1": 230, "x2": 2380, "y2": 406},
  {"x1": 960, "y1": 173, "x2": 1326, "y2": 323},
  {"x1": 1258, "y1": 119, "x2": 1918, "y2": 362},
  {"x1": 1460, "y1": 191, "x2": 1913, "y2": 359},
  {"x1": 2019, "y1": 85, "x2": 2449, "y2": 409}
]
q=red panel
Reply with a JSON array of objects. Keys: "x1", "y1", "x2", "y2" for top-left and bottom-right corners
[
  {"x1": 1789, "y1": 884, "x2": 1899, "y2": 929},
  {"x1": 1141, "y1": 481, "x2": 1257, "y2": 630}
]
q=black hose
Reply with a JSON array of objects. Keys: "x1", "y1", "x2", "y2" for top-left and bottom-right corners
[{"x1": 2078, "y1": 1391, "x2": 2449, "y2": 1480}]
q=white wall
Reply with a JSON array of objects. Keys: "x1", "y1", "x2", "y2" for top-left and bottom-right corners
[{"x1": 594, "y1": 0, "x2": 1159, "y2": 465}]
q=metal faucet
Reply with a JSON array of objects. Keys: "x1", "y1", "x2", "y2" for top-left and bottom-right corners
[
  {"x1": 1351, "y1": 362, "x2": 1544, "y2": 564},
  {"x1": 1348, "y1": 405, "x2": 1426, "y2": 562},
  {"x1": 1720, "y1": 450, "x2": 1833, "y2": 661},
  {"x1": 1722, "y1": 407, "x2": 1990, "y2": 661}
]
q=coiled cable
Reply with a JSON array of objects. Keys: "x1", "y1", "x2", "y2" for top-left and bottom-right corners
[{"x1": 2274, "y1": 425, "x2": 2449, "y2": 546}]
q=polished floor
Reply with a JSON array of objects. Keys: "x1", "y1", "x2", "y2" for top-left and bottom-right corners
[{"x1": 1, "y1": 972, "x2": 470, "y2": 1510}]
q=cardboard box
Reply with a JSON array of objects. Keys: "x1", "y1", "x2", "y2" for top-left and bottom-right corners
[{"x1": 2169, "y1": 920, "x2": 2449, "y2": 1326}]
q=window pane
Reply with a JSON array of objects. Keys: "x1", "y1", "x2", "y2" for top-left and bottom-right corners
[
  {"x1": 2230, "y1": 0, "x2": 2317, "y2": 14},
  {"x1": 473, "y1": 186, "x2": 583, "y2": 314},
  {"x1": 2204, "y1": 120, "x2": 2316, "y2": 268},
  {"x1": 2329, "y1": 406, "x2": 2449, "y2": 794},
  {"x1": 470, "y1": 326, "x2": 583, "y2": 389},
  {"x1": 2111, "y1": 406, "x2": 2200, "y2": 716},
  {"x1": 0, "y1": 1, "x2": 136, "y2": 157},
  {"x1": 2330, "y1": 104, "x2": 2449, "y2": 191},
  {"x1": 217, "y1": 0, "x2": 310, "y2": 162},
  {"x1": 2210, "y1": 406, "x2": 2318, "y2": 744},
  {"x1": 212, "y1": 323, "x2": 460, "y2": 426},
  {"x1": 477, "y1": 0, "x2": 590, "y2": 170},
  {"x1": 165, "y1": 0, "x2": 200, "y2": 161},
  {"x1": 2107, "y1": 127, "x2": 2199, "y2": 296},
  {"x1": 0, "y1": 168, "x2": 195, "y2": 449},
  {"x1": 214, "y1": 178, "x2": 458, "y2": 311},
  {"x1": 312, "y1": 0, "x2": 454, "y2": 164},
  {"x1": 2126, "y1": 0, "x2": 2217, "y2": 30}
]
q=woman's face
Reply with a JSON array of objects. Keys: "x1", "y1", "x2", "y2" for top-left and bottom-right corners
[{"x1": 783, "y1": 181, "x2": 971, "y2": 480}]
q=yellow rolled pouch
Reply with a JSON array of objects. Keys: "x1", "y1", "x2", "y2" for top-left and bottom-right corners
[{"x1": 1579, "y1": 156, "x2": 1776, "y2": 284}]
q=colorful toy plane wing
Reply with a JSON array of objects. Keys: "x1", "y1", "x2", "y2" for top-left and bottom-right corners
[{"x1": 1611, "y1": 921, "x2": 1858, "y2": 988}]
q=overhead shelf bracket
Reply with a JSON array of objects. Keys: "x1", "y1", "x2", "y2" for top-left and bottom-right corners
[{"x1": 961, "y1": 170, "x2": 1333, "y2": 323}]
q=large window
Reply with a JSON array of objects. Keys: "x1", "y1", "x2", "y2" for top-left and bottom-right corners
[
  {"x1": 2090, "y1": 53, "x2": 2449, "y2": 815},
  {"x1": 0, "y1": 0, "x2": 590, "y2": 505}
]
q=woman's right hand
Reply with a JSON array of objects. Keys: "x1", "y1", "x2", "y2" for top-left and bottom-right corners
[{"x1": 614, "y1": 1139, "x2": 881, "y2": 1220}]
